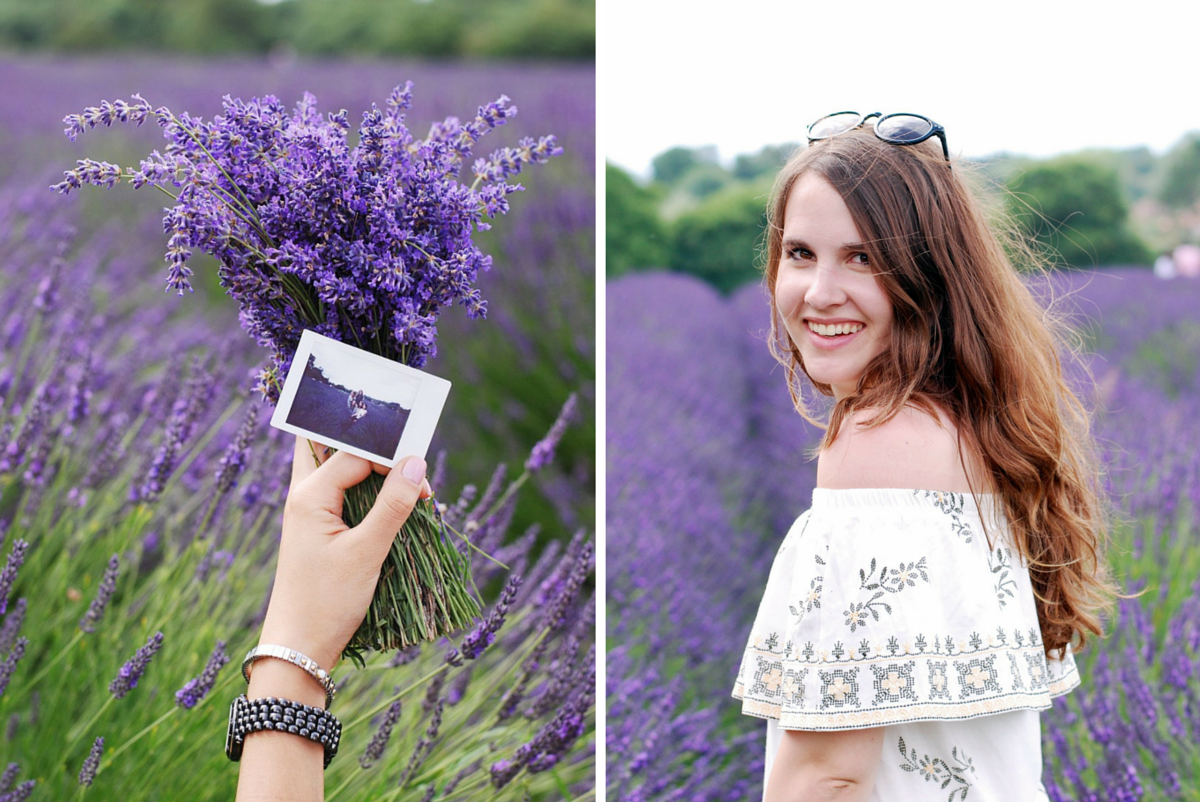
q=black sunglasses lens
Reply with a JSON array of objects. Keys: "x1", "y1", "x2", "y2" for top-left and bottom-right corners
[
  {"x1": 809, "y1": 112, "x2": 861, "y2": 140},
  {"x1": 876, "y1": 115, "x2": 933, "y2": 143}
]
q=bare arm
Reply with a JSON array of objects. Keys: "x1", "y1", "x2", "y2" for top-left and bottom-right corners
[
  {"x1": 234, "y1": 437, "x2": 429, "y2": 802},
  {"x1": 765, "y1": 728, "x2": 884, "y2": 802},
  {"x1": 765, "y1": 405, "x2": 975, "y2": 801}
]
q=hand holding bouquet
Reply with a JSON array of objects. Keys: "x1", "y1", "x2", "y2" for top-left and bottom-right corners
[{"x1": 55, "y1": 83, "x2": 562, "y2": 658}]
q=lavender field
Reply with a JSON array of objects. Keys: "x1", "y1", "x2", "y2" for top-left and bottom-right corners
[
  {"x1": 607, "y1": 269, "x2": 1200, "y2": 801},
  {"x1": 0, "y1": 58, "x2": 594, "y2": 799}
]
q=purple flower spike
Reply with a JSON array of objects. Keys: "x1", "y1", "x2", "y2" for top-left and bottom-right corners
[
  {"x1": 109, "y1": 631, "x2": 164, "y2": 699},
  {"x1": 214, "y1": 405, "x2": 259, "y2": 495},
  {"x1": 0, "y1": 599, "x2": 26, "y2": 655},
  {"x1": 359, "y1": 699, "x2": 402, "y2": 769},
  {"x1": 0, "y1": 764, "x2": 19, "y2": 794},
  {"x1": 132, "y1": 362, "x2": 212, "y2": 503},
  {"x1": 0, "y1": 638, "x2": 28, "y2": 697},
  {"x1": 0, "y1": 540, "x2": 29, "y2": 617},
  {"x1": 175, "y1": 640, "x2": 230, "y2": 709},
  {"x1": 525, "y1": 394, "x2": 578, "y2": 473},
  {"x1": 79, "y1": 555, "x2": 119, "y2": 634},
  {"x1": 462, "y1": 574, "x2": 523, "y2": 660},
  {"x1": 78, "y1": 737, "x2": 103, "y2": 787}
]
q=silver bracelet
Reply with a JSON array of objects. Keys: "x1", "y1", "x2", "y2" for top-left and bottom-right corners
[{"x1": 242, "y1": 645, "x2": 336, "y2": 709}]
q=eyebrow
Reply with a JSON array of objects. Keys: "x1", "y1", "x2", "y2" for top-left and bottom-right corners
[{"x1": 781, "y1": 237, "x2": 867, "y2": 252}]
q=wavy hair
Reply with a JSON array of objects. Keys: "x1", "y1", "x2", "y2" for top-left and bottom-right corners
[{"x1": 762, "y1": 127, "x2": 1116, "y2": 658}]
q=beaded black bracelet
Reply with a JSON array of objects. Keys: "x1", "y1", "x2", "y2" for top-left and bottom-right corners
[{"x1": 225, "y1": 694, "x2": 342, "y2": 769}]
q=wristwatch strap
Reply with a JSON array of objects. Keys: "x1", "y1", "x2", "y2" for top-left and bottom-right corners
[
  {"x1": 242, "y1": 644, "x2": 336, "y2": 709},
  {"x1": 225, "y1": 694, "x2": 341, "y2": 769}
]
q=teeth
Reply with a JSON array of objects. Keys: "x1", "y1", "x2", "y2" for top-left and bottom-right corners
[{"x1": 807, "y1": 321, "x2": 864, "y2": 336}]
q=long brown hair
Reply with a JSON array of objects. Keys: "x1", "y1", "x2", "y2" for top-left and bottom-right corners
[{"x1": 763, "y1": 127, "x2": 1116, "y2": 658}]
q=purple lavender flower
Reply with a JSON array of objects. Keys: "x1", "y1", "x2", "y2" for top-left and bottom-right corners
[
  {"x1": 78, "y1": 737, "x2": 103, "y2": 786},
  {"x1": 1, "y1": 781, "x2": 36, "y2": 801},
  {"x1": 0, "y1": 638, "x2": 28, "y2": 696},
  {"x1": 55, "y1": 87, "x2": 561, "y2": 396},
  {"x1": 389, "y1": 645, "x2": 421, "y2": 667},
  {"x1": 0, "y1": 386, "x2": 51, "y2": 475},
  {"x1": 132, "y1": 361, "x2": 212, "y2": 503},
  {"x1": 0, "y1": 764, "x2": 18, "y2": 794},
  {"x1": 214, "y1": 404, "x2": 259, "y2": 495},
  {"x1": 174, "y1": 641, "x2": 229, "y2": 709},
  {"x1": 109, "y1": 631, "x2": 164, "y2": 699},
  {"x1": 79, "y1": 555, "x2": 119, "y2": 634},
  {"x1": 525, "y1": 394, "x2": 578, "y2": 472},
  {"x1": 399, "y1": 700, "x2": 444, "y2": 788},
  {"x1": 358, "y1": 699, "x2": 402, "y2": 769},
  {"x1": 0, "y1": 599, "x2": 26, "y2": 655},
  {"x1": 0, "y1": 540, "x2": 29, "y2": 617},
  {"x1": 461, "y1": 574, "x2": 522, "y2": 660}
]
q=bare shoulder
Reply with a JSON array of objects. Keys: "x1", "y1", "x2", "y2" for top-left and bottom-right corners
[{"x1": 818, "y1": 405, "x2": 984, "y2": 493}]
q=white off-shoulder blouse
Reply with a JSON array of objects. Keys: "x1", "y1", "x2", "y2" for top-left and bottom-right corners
[{"x1": 732, "y1": 489, "x2": 1079, "y2": 801}]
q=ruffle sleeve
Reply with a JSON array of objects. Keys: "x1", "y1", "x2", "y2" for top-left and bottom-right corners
[{"x1": 732, "y1": 488, "x2": 1079, "y2": 731}]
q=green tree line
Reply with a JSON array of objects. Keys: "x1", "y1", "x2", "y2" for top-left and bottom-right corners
[
  {"x1": 0, "y1": 0, "x2": 594, "y2": 59},
  {"x1": 609, "y1": 135, "x2": 1200, "y2": 292}
]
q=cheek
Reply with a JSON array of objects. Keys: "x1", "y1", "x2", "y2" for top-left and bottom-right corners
[{"x1": 774, "y1": 268, "x2": 807, "y2": 320}]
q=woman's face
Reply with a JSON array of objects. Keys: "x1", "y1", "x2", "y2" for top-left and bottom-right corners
[{"x1": 774, "y1": 173, "x2": 894, "y2": 400}]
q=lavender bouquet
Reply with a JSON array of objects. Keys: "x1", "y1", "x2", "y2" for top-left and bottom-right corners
[{"x1": 53, "y1": 85, "x2": 561, "y2": 657}]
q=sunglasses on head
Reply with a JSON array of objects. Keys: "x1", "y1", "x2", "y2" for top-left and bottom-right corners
[{"x1": 807, "y1": 111, "x2": 949, "y2": 162}]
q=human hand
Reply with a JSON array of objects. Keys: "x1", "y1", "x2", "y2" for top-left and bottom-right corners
[{"x1": 256, "y1": 437, "x2": 431, "y2": 675}]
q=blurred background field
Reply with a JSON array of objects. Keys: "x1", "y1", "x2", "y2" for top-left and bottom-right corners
[
  {"x1": 606, "y1": 267, "x2": 1200, "y2": 801},
  {"x1": 0, "y1": 2, "x2": 595, "y2": 797}
]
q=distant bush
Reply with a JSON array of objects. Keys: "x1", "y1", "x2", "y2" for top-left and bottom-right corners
[
  {"x1": 606, "y1": 163, "x2": 670, "y2": 276},
  {"x1": 1157, "y1": 134, "x2": 1200, "y2": 210},
  {"x1": 1005, "y1": 156, "x2": 1151, "y2": 268},
  {"x1": 669, "y1": 179, "x2": 770, "y2": 294},
  {"x1": 0, "y1": 0, "x2": 594, "y2": 59}
]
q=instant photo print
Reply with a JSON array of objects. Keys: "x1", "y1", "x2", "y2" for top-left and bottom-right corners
[{"x1": 270, "y1": 329, "x2": 451, "y2": 466}]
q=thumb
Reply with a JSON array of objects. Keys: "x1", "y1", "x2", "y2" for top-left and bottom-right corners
[{"x1": 346, "y1": 456, "x2": 427, "y2": 553}]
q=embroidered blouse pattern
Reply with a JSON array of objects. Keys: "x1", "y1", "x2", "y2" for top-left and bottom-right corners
[
  {"x1": 733, "y1": 488, "x2": 1079, "y2": 731},
  {"x1": 898, "y1": 737, "x2": 976, "y2": 801}
]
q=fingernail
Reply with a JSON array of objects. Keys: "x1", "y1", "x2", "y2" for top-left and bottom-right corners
[{"x1": 401, "y1": 457, "x2": 427, "y2": 486}]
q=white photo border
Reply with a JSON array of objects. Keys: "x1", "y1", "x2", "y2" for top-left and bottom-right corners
[{"x1": 269, "y1": 329, "x2": 452, "y2": 466}]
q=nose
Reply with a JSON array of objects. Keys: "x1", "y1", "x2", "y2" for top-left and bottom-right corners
[{"x1": 804, "y1": 263, "x2": 848, "y2": 310}]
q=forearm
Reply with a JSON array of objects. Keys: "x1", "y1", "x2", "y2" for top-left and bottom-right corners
[
  {"x1": 764, "y1": 767, "x2": 875, "y2": 802},
  {"x1": 235, "y1": 660, "x2": 330, "y2": 802},
  {"x1": 765, "y1": 728, "x2": 881, "y2": 802}
]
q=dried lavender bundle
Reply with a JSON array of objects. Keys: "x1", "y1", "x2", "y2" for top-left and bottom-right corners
[{"x1": 54, "y1": 85, "x2": 562, "y2": 654}]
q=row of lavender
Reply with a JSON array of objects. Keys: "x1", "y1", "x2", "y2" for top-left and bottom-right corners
[
  {"x1": 0, "y1": 60, "x2": 594, "y2": 799},
  {"x1": 606, "y1": 269, "x2": 1200, "y2": 801}
]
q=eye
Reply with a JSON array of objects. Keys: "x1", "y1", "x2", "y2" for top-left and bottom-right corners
[
  {"x1": 786, "y1": 246, "x2": 814, "y2": 262},
  {"x1": 850, "y1": 252, "x2": 870, "y2": 267}
]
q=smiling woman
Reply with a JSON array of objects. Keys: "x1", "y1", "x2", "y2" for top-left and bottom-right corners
[
  {"x1": 732, "y1": 116, "x2": 1119, "y2": 801},
  {"x1": 774, "y1": 173, "x2": 895, "y2": 400}
]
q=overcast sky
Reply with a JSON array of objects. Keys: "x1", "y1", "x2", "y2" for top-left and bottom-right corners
[
  {"x1": 601, "y1": 1, "x2": 1200, "y2": 178},
  {"x1": 310, "y1": 343, "x2": 420, "y2": 408}
]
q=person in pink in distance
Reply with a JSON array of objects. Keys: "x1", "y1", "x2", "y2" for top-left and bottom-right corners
[{"x1": 731, "y1": 112, "x2": 1118, "y2": 802}]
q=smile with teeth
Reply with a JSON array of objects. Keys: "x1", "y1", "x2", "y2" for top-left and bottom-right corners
[{"x1": 807, "y1": 321, "x2": 864, "y2": 337}]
